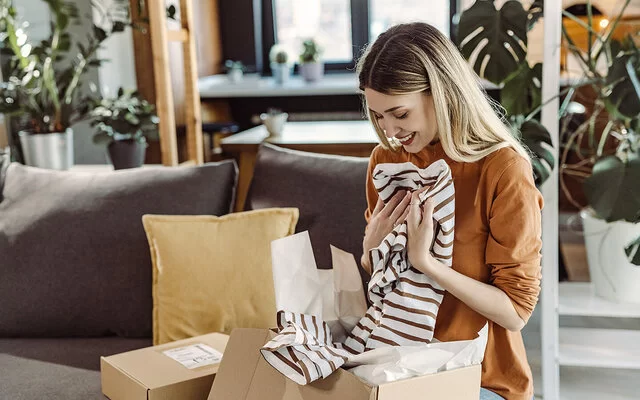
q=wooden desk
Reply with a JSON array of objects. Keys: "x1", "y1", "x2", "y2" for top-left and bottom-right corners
[{"x1": 221, "y1": 120, "x2": 379, "y2": 211}]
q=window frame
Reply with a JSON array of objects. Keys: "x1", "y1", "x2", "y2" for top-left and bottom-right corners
[{"x1": 261, "y1": 0, "x2": 459, "y2": 75}]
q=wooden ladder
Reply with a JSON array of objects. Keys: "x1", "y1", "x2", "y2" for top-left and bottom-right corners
[{"x1": 147, "y1": 0, "x2": 203, "y2": 166}]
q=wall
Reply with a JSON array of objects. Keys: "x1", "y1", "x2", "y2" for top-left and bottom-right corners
[{"x1": 69, "y1": 0, "x2": 104, "y2": 164}]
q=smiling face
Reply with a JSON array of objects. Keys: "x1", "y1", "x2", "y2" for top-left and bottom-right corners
[{"x1": 364, "y1": 88, "x2": 439, "y2": 153}]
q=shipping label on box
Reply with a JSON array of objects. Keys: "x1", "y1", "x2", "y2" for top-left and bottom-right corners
[{"x1": 101, "y1": 332, "x2": 228, "y2": 400}]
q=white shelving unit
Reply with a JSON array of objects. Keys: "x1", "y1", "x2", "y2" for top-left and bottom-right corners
[
  {"x1": 554, "y1": 282, "x2": 640, "y2": 397},
  {"x1": 539, "y1": 3, "x2": 640, "y2": 397},
  {"x1": 559, "y1": 283, "x2": 640, "y2": 318}
]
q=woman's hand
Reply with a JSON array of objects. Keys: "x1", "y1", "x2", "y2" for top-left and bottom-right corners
[
  {"x1": 407, "y1": 188, "x2": 437, "y2": 275},
  {"x1": 361, "y1": 191, "x2": 411, "y2": 274}
]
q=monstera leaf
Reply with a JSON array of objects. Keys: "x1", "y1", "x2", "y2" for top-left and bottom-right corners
[
  {"x1": 527, "y1": 0, "x2": 544, "y2": 31},
  {"x1": 514, "y1": 118, "x2": 554, "y2": 187},
  {"x1": 606, "y1": 54, "x2": 640, "y2": 121},
  {"x1": 457, "y1": 0, "x2": 528, "y2": 85},
  {"x1": 624, "y1": 235, "x2": 640, "y2": 266},
  {"x1": 583, "y1": 153, "x2": 640, "y2": 223},
  {"x1": 501, "y1": 63, "x2": 542, "y2": 116}
]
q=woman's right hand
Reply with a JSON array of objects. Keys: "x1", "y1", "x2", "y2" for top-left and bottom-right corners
[{"x1": 361, "y1": 190, "x2": 411, "y2": 274}]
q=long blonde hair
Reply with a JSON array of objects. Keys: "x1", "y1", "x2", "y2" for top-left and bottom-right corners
[{"x1": 356, "y1": 23, "x2": 530, "y2": 163}]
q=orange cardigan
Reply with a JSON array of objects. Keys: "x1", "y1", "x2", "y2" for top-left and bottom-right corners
[{"x1": 364, "y1": 142, "x2": 543, "y2": 400}]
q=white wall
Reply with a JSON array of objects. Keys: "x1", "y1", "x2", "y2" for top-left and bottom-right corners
[
  {"x1": 93, "y1": 8, "x2": 137, "y2": 97},
  {"x1": 14, "y1": 0, "x2": 51, "y2": 42}
]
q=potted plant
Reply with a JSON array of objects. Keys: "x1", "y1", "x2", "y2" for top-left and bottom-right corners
[
  {"x1": 557, "y1": 0, "x2": 640, "y2": 303},
  {"x1": 89, "y1": 87, "x2": 159, "y2": 169},
  {"x1": 456, "y1": 0, "x2": 553, "y2": 188},
  {"x1": 299, "y1": 38, "x2": 324, "y2": 82},
  {"x1": 269, "y1": 44, "x2": 293, "y2": 84},
  {"x1": 0, "y1": 0, "x2": 128, "y2": 170},
  {"x1": 225, "y1": 59, "x2": 244, "y2": 83}
]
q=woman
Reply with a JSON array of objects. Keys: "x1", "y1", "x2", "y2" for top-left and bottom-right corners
[{"x1": 358, "y1": 23, "x2": 542, "y2": 400}]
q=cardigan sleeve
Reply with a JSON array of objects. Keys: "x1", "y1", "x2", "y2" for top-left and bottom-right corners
[{"x1": 485, "y1": 155, "x2": 544, "y2": 323}]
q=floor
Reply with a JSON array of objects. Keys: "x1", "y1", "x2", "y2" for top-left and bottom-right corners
[{"x1": 522, "y1": 307, "x2": 640, "y2": 399}]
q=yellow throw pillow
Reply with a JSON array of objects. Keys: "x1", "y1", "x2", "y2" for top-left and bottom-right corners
[{"x1": 142, "y1": 208, "x2": 299, "y2": 345}]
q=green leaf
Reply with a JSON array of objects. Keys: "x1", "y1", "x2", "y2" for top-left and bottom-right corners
[
  {"x1": 125, "y1": 112, "x2": 140, "y2": 125},
  {"x1": 624, "y1": 235, "x2": 640, "y2": 266},
  {"x1": 501, "y1": 62, "x2": 542, "y2": 116},
  {"x1": 112, "y1": 21, "x2": 126, "y2": 33},
  {"x1": 58, "y1": 12, "x2": 69, "y2": 31},
  {"x1": 527, "y1": 0, "x2": 543, "y2": 31},
  {"x1": 518, "y1": 119, "x2": 554, "y2": 187},
  {"x1": 584, "y1": 154, "x2": 640, "y2": 222},
  {"x1": 606, "y1": 55, "x2": 640, "y2": 120},
  {"x1": 457, "y1": 0, "x2": 528, "y2": 84},
  {"x1": 167, "y1": 5, "x2": 177, "y2": 20},
  {"x1": 93, "y1": 25, "x2": 107, "y2": 42}
]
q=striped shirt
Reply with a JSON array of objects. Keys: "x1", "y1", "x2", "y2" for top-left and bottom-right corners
[{"x1": 261, "y1": 160, "x2": 455, "y2": 384}]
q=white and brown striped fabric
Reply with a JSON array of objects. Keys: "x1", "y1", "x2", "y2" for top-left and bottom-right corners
[
  {"x1": 261, "y1": 160, "x2": 455, "y2": 384},
  {"x1": 260, "y1": 311, "x2": 353, "y2": 385}
]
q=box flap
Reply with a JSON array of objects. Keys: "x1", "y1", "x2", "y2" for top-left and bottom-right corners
[
  {"x1": 208, "y1": 329, "x2": 271, "y2": 400},
  {"x1": 210, "y1": 329, "x2": 374, "y2": 400},
  {"x1": 103, "y1": 332, "x2": 228, "y2": 390},
  {"x1": 375, "y1": 364, "x2": 481, "y2": 400}
]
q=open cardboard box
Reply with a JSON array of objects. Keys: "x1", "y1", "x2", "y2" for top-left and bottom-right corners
[
  {"x1": 101, "y1": 332, "x2": 228, "y2": 400},
  {"x1": 208, "y1": 329, "x2": 481, "y2": 400}
]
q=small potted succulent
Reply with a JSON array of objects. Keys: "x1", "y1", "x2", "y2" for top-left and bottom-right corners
[
  {"x1": 225, "y1": 59, "x2": 244, "y2": 83},
  {"x1": 299, "y1": 38, "x2": 324, "y2": 82},
  {"x1": 269, "y1": 44, "x2": 293, "y2": 84},
  {"x1": 89, "y1": 88, "x2": 159, "y2": 169}
]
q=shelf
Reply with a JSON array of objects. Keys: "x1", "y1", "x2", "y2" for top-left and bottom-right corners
[
  {"x1": 197, "y1": 73, "x2": 501, "y2": 98},
  {"x1": 558, "y1": 327, "x2": 640, "y2": 369},
  {"x1": 526, "y1": 327, "x2": 640, "y2": 399},
  {"x1": 530, "y1": 362, "x2": 640, "y2": 400},
  {"x1": 559, "y1": 282, "x2": 640, "y2": 318}
]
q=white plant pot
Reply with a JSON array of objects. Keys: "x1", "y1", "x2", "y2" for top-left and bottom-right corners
[
  {"x1": 271, "y1": 62, "x2": 292, "y2": 84},
  {"x1": 260, "y1": 112, "x2": 288, "y2": 137},
  {"x1": 581, "y1": 208, "x2": 640, "y2": 304},
  {"x1": 299, "y1": 62, "x2": 324, "y2": 82},
  {"x1": 19, "y1": 128, "x2": 74, "y2": 170},
  {"x1": 227, "y1": 68, "x2": 243, "y2": 83}
]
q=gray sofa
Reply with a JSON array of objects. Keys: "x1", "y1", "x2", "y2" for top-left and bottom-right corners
[{"x1": 0, "y1": 143, "x2": 369, "y2": 399}]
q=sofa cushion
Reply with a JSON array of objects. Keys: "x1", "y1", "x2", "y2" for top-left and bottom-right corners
[
  {"x1": 142, "y1": 209, "x2": 299, "y2": 345},
  {"x1": 0, "y1": 161, "x2": 237, "y2": 338},
  {"x1": 245, "y1": 143, "x2": 369, "y2": 270},
  {"x1": 0, "y1": 336, "x2": 151, "y2": 399}
]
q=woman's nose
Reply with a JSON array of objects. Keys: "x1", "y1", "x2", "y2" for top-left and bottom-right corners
[{"x1": 378, "y1": 120, "x2": 394, "y2": 137}]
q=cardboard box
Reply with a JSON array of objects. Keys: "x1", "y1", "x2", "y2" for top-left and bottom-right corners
[
  {"x1": 208, "y1": 329, "x2": 481, "y2": 400},
  {"x1": 102, "y1": 332, "x2": 228, "y2": 400}
]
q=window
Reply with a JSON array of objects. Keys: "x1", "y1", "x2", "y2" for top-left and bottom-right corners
[
  {"x1": 369, "y1": 0, "x2": 450, "y2": 41},
  {"x1": 268, "y1": 0, "x2": 455, "y2": 71},
  {"x1": 273, "y1": 0, "x2": 353, "y2": 63}
]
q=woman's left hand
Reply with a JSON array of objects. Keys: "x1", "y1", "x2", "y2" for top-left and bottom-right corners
[{"x1": 407, "y1": 188, "x2": 437, "y2": 275}]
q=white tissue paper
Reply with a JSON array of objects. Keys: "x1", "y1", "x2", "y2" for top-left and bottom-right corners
[
  {"x1": 345, "y1": 323, "x2": 488, "y2": 385},
  {"x1": 270, "y1": 231, "x2": 487, "y2": 385},
  {"x1": 270, "y1": 231, "x2": 367, "y2": 340}
]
